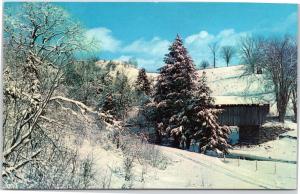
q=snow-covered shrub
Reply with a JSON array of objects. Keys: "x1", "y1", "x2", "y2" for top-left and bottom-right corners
[
  {"x1": 100, "y1": 169, "x2": 113, "y2": 189},
  {"x1": 111, "y1": 127, "x2": 169, "y2": 171},
  {"x1": 3, "y1": 148, "x2": 96, "y2": 189},
  {"x1": 139, "y1": 143, "x2": 168, "y2": 170},
  {"x1": 123, "y1": 156, "x2": 134, "y2": 181}
]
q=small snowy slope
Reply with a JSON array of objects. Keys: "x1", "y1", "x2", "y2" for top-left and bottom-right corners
[
  {"x1": 230, "y1": 120, "x2": 297, "y2": 162},
  {"x1": 198, "y1": 65, "x2": 272, "y2": 102},
  {"x1": 156, "y1": 146, "x2": 296, "y2": 189}
]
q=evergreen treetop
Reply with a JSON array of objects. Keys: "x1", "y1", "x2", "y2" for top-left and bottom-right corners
[
  {"x1": 154, "y1": 34, "x2": 196, "y2": 104},
  {"x1": 135, "y1": 68, "x2": 151, "y2": 96}
]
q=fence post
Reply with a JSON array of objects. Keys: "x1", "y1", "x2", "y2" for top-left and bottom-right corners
[
  {"x1": 238, "y1": 157, "x2": 240, "y2": 167},
  {"x1": 274, "y1": 161, "x2": 277, "y2": 174},
  {"x1": 255, "y1": 160, "x2": 258, "y2": 171}
]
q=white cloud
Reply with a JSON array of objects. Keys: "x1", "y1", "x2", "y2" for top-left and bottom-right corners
[
  {"x1": 185, "y1": 31, "x2": 214, "y2": 45},
  {"x1": 121, "y1": 37, "x2": 170, "y2": 71},
  {"x1": 116, "y1": 55, "x2": 132, "y2": 62},
  {"x1": 116, "y1": 30, "x2": 248, "y2": 70},
  {"x1": 217, "y1": 29, "x2": 248, "y2": 47},
  {"x1": 123, "y1": 37, "x2": 170, "y2": 57},
  {"x1": 86, "y1": 27, "x2": 121, "y2": 52},
  {"x1": 85, "y1": 27, "x2": 250, "y2": 70}
]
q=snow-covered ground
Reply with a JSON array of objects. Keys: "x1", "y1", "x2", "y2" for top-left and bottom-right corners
[
  {"x1": 230, "y1": 120, "x2": 297, "y2": 162},
  {"x1": 82, "y1": 62, "x2": 297, "y2": 189},
  {"x1": 64, "y1": 116, "x2": 297, "y2": 189},
  {"x1": 158, "y1": 145, "x2": 296, "y2": 189}
]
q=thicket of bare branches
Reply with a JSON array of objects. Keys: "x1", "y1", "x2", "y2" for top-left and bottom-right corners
[
  {"x1": 2, "y1": 3, "x2": 97, "y2": 188},
  {"x1": 239, "y1": 35, "x2": 297, "y2": 122},
  {"x1": 256, "y1": 36, "x2": 297, "y2": 122},
  {"x1": 239, "y1": 36, "x2": 261, "y2": 74}
]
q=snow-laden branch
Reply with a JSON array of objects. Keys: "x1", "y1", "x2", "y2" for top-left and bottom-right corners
[
  {"x1": 50, "y1": 96, "x2": 98, "y2": 115},
  {"x1": 50, "y1": 96, "x2": 118, "y2": 129},
  {"x1": 2, "y1": 150, "x2": 41, "y2": 177}
]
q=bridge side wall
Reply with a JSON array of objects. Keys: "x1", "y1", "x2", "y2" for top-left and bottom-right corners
[{"x1": 216, "y1": 105, "x2": 269, "y2": 126}]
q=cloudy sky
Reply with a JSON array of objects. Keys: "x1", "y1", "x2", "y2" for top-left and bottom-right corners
[{"x1": 6, "y1": 2, "x2": 298, "y2": 72}]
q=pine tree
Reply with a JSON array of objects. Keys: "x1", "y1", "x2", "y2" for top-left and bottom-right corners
[
  {"x1": 135, "y1": 68, "x2": 151, "y2": 96},
  {"x1": 195, "y1": 72, "x2": 214, "y2": 106},
  {"x1": 187, "y1": 72, "x2": 231, "y2": 154},
  {"x1": 114, "y1": 70, "x2": 133, "y2": 118},
  {"x1": 152, "y1": 35, "x2": 231, "y2": 154},
  {"x1": 153, "y1": 34, "x2": 196, "y2": 147}
]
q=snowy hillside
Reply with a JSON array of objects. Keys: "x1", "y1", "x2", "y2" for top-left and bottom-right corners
[
  {"x1": 95, "y1": 60, "x2": 157, "y2": 83},
  {"x1": 196, "y1": 65, "x2": 279, "y2": 115},
  {"x1": 97, "y1": 62, "x2": 286, "y2": 116}
]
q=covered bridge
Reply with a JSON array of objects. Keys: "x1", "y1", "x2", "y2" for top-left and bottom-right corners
[{"x1": 214, "y1": 104, "x2": 270, "y2": 144}]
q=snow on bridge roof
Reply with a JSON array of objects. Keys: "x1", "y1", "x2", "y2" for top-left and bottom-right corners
[{"x1": 213, "y1": 96, "x2": 269, "y2": 105}]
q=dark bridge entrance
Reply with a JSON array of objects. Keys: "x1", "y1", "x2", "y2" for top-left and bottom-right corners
[{"x1": 215, "y1": 104, "x2": 270, "y2": 144}]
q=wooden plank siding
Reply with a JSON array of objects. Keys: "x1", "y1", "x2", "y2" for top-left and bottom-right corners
[{"x1": 215, "y1": 104, "x2": 270, "y2": 126}]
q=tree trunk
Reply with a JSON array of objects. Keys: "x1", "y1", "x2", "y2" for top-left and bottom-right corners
[
  {"x1": 173, "y1": 136, "x2": 180, "y2": 148},
  {"x1": 292, "y1": 89, "x2": 297, "y2": 122},
  {"x1": 277, "y1": 94, "x2": 288, "y2": 123},
  {"x1": 278, "y1": 111, "x2": 285, "y2": 123},
  {"x1": 293, "y1": 102, "x2": 297, "y2": 122},
  {"x1": 155, "y1": 128, "x2": 161, "y2": 144},
  {"x1": 185, "y1": 138, "x2": 191, "y2": 150},
  {"x1": 213, "y1": 56, "x2": 216, "y2": 68}
]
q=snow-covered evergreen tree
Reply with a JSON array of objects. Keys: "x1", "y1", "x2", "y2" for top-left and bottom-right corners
[
  {"x1": 153, "y1": 34, "x2": 196, "y2": 147},
  {"x1": 187, "y1": 72, "x2": 231, "y2": 154},
  {"x1": 152, "y1": 35, "x2": 231, "y2": 154},
  {"x1": 195, "y1": 72, "x2": 214, "y2": 106},
  {"x1": 135, "y1": 68, "x2": 151, "y2": 96}
]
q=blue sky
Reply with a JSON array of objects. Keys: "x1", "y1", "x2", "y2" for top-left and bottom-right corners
[{"x1": 5, "y1": 2, "x2": 298, "y2": 72}]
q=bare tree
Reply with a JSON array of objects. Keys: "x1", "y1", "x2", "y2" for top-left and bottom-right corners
[
  {"x1": 239, "y1": 36, "x2": 260, "y2": 74},
  {"x1": 291, "y1": 83, "x2": 297, "y2": 122},
  {"x1": 3, "y1": 2, "x2": 92, "y2": 181},
  {"x1": 200, "y1": 60, "x2": 210, "y2": 69},
  {"x1": 209, "y1": 42, "x2": 219, "y2": 68},
  {"x1": 221, "y1": 46, "x2": 235, "y2": 67},
  {"x1": 257, "y1": 36, "x2": 297, "y2": 122}
]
